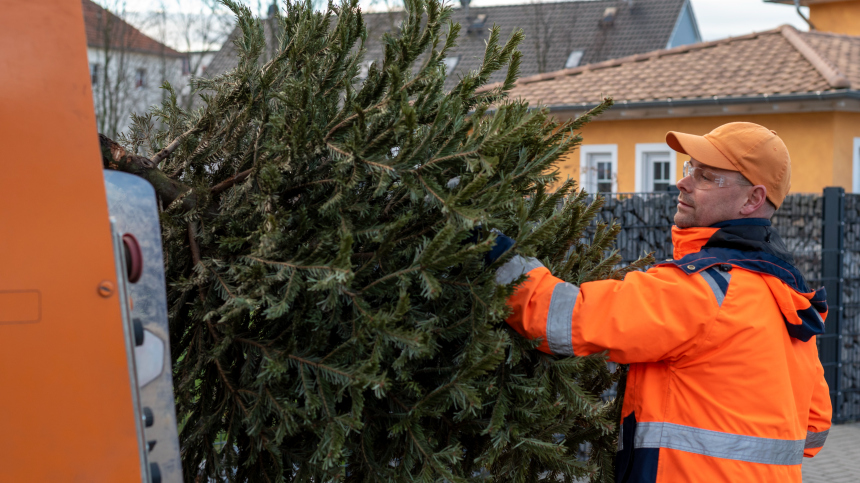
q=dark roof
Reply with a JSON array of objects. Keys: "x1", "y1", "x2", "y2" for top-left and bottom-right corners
[
  {"x1": 204, "y1": 15, "x2": 281, "y2": 78},
  {"x1": 206, "y1": 0, "x2": 691, "y2": 86},
  {"x1": 82, "y1": 0, "x2": 183, "y2": 57},
  {"x1": 493, "y1": 25, "x2": 860, "y2": 109},
  {"x1": 766, "y1": 0, "x2": 845, "y2": 5}
]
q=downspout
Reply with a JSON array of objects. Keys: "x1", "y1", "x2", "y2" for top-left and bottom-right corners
[{"x1": 795, "y1": 0, "x2": 815, "y2": 31}]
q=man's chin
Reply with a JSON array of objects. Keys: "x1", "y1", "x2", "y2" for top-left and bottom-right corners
[{"x1": 674, "y1": 212, "x2": 694, "y2": 228}]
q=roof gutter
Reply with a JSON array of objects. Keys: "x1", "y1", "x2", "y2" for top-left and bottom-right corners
[
  {"x1": 794, "y1": 0, "x2": 815, "y2": 31},
  {"x1": 546, "y1": 89, "x2": 860, "y2": 113}
]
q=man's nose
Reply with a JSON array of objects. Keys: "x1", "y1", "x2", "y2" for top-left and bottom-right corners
[{"x1": 676, "y1": 173, "x2": 693, "y2": 193}]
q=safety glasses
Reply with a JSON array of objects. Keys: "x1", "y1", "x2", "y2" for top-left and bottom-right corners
[{"x1": 682, "y1": 160, "x2": 751, "y2": 190}]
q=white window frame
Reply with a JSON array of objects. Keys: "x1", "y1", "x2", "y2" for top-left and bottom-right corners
[
  {"x1": 565, "y1": 50, "x2": 584, "y2": 69},
  {"x1": 90, "y1": 62, "x2": 100, "y2": 86},
  {"x1": 442, "y1": 55, "x2": 460, "y2": 73},
  {"x1": 579, "y1": 144, "x2": 618, "y2": 194},
  {"x1": 358, "y1": 60, "x2": 373, "y2": 79},
  {"x1": 853, "y1": 137, "x2": 860, "y2": 193},
  {"x1": 851, "y1": 138, "x2": 860, "y2": 193},
  {"x1": 635, "y1": 143, "x2": 677, "y2": 192},
  {"x1": 135, "y1": 68, "x2": 147, "y2": 89}
]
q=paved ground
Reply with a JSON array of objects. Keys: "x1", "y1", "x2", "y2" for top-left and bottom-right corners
[{"x1": 802, "y1": 422, "x2": 860, "y2": 483}]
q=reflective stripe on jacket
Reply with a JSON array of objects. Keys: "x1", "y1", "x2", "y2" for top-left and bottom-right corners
[{"x1": 499, "y1": 220, "x2": 832, "y2": 482}]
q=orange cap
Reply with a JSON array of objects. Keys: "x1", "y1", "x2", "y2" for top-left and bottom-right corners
[{"x1": 666, "y1": 122, "x2": 791, "y2": 208}]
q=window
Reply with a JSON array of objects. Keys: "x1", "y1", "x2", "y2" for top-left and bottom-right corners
[
  {"x1": 182, "y1": 57, "x2": 191, "y2": 76},
  {"x1": 594, "y1": 156, "x2": 613, "y2": 192},
  {"x1": 135, "y1": 68, "x2": 146, "y2": 88},
  {"x1": 580, "y1": 144, "x2": 617, "y2": 193},
  {"x1": 650, "y1": 155, "x2": 672, "y2": 191},
  {"x1": 467, "y1": 14, "x2": 487, "y2": 34},
  {"x1": 442, "y1": 56, "x2": 460, "y2": 73},
  {"x1": 90, "y1": 63, "x2": 100, "y2": 85},
  {"x1": 565, "y1": 50, "x2": 584, "y2": 69},
  {"x1": 635, "y1": 143, "x2": 677, "y2": 192},
  {"x1": 853, "y1": 138, "x2": 860, "y2": 193},
  {"x1": 358, "y1": 60, "x2": 373, "y2": 79},
  {"x1": 600, "y1": 7, "x2": 617, "y2": 26}
]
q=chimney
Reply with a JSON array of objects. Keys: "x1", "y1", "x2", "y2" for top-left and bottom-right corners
[{"x1": 461, "y1": 0, "x2": 471, "y2": 22}]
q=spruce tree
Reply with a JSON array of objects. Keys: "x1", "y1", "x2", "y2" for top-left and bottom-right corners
[{"x1": 101, "y1": 0, "x2": 650, "y2": 481}]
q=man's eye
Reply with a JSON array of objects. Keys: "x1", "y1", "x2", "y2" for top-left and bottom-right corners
[{"x1": 702, "y1": 172, "x2": 714, "y2": 182}]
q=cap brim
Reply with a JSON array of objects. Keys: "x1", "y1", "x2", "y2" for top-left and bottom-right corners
[{"x1": 666, "y1": 131, "x2": 738, "y2": 171}]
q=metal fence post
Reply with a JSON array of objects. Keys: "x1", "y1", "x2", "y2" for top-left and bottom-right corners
[{"x1": 821, "y1": 187, "x2": 845, "y2": 421}]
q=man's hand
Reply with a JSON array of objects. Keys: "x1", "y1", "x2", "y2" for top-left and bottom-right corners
[{"x1": 467, "y1": 228, "x2": 516, "y2": 266}]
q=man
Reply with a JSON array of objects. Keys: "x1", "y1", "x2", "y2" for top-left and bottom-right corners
[{"x1": 494, "y1": 123, "x2": 831, "y2": 482}]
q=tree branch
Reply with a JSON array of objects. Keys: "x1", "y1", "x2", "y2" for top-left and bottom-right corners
[
  {"x1": 102, "y1": 133, "x2": 245, "y2": 216},
  {"x1": 188, "y1": 221, "x2": 202, "y2": 266},
  {"x1": 150, "y1": 126, "x2": 197, "y2": 165},
  {"x1": 211, "y1": 169, "x2": 253, "y2": 195},
  {"x1": 100, "y1": 133, "x2": 197, "y2": 213}
]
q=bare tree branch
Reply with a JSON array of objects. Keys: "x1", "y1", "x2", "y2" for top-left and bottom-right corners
[
  {"x1": 188, "y1": 221, "x2": 202, "y2": 266},
  {"x1": 211, "y1": 169, "x2": 253, "y2": 195},
  {"x1": 150, "y1": 126, "x2": 197, "y2": 165},
  {"x1": 100, "y1": 133, "x2": 195, "y2": 212}
]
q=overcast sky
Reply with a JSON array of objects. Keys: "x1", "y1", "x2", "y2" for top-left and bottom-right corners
[
  {"x1": 122, "y1": 0, "x2": 812, "y2": 50},
  {"x1": 686, "y1": 0, "x2": 809, "y2": 40}
]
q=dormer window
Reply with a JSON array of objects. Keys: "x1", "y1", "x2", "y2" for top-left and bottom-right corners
[
  {"x1": 565, "y1": 50, "x2": 584, "y2": 69},
  {"x1": 600, "y1": 7, "x2": 617, "y2": 27},
  {"x1": 467, "y1": 14, "x2": 487, "y2": 34},
  {"x1": 358, "y1": 61, "x2": 373, "y2": 79},
  {"x1": 442, "y1": 56, "x2": 460, "y2": 73}
]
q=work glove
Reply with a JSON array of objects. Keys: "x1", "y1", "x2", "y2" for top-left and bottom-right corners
[
  {"x1": 466, "y1": 227, "x2": 516, "y2": 266},
  {"x1": 485, "y1": 229, "x2": 515, "y2": 265}
]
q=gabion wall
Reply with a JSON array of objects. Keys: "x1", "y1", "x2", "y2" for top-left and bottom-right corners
[
  {"x1": 770, "y1": 194, "x2": 823, "y2": 282},
  {"x1": 590, "y1": 193, "x2": 677, "y2": 266},
  {"x1": 588, "y1": 193, "x2": 822, "y2": 273},
  {"x1": 840, "y1": 195, "x2": 860, "y2": 419}
]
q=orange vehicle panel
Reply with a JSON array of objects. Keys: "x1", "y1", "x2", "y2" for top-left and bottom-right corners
[{"x1": 0, "y1": 0, "x2": 142, "y2": 481}]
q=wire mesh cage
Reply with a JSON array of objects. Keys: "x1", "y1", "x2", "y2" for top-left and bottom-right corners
[{"x1": 838, "y1": 194, "x2": 860, "y2": 420}]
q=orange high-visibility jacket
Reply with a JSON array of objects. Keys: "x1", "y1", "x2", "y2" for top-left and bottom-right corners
[{"x1": 498, "y1": 220, "x2": 831, "y2": 482}]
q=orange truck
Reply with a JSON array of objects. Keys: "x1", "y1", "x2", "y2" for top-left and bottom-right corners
[{"x1": 0, "y1": 1, "x2": 181, "y2": 481}]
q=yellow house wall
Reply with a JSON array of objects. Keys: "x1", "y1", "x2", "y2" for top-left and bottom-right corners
[
  {"x1": 809, "y1": 1, "x2": 860, "y2": 35},
  {"x1": 553, "y1": 111, "x2": 860, "y2": 194}
]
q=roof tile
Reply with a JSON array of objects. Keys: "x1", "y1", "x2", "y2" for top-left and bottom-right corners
[{"x1": 497, "y1": 25, "x2": 860, "y2": 107}]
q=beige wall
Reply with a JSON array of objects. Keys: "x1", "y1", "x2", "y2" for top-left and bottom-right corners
[{"x1": 551, "y1": 111, "x2": 860, "y2": 194}]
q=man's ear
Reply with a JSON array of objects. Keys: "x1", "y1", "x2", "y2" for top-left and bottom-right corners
[{"x1": 740, "y1": 185, "x2": 768, "y2": 215}]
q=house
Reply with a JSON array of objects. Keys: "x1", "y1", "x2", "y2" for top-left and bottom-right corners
[
  {"x1": 497, "y1": 15, "x2": 860, "y2": 194},
  {"x1": 204, "y1": 0, "x2": 701, "y2": 88},
  {"x1": 83, "y1": 0, "x2": 186, "y2": 136},
  {"x1": 767, "y1": 0, "x2": 860, "y2": 35}
]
